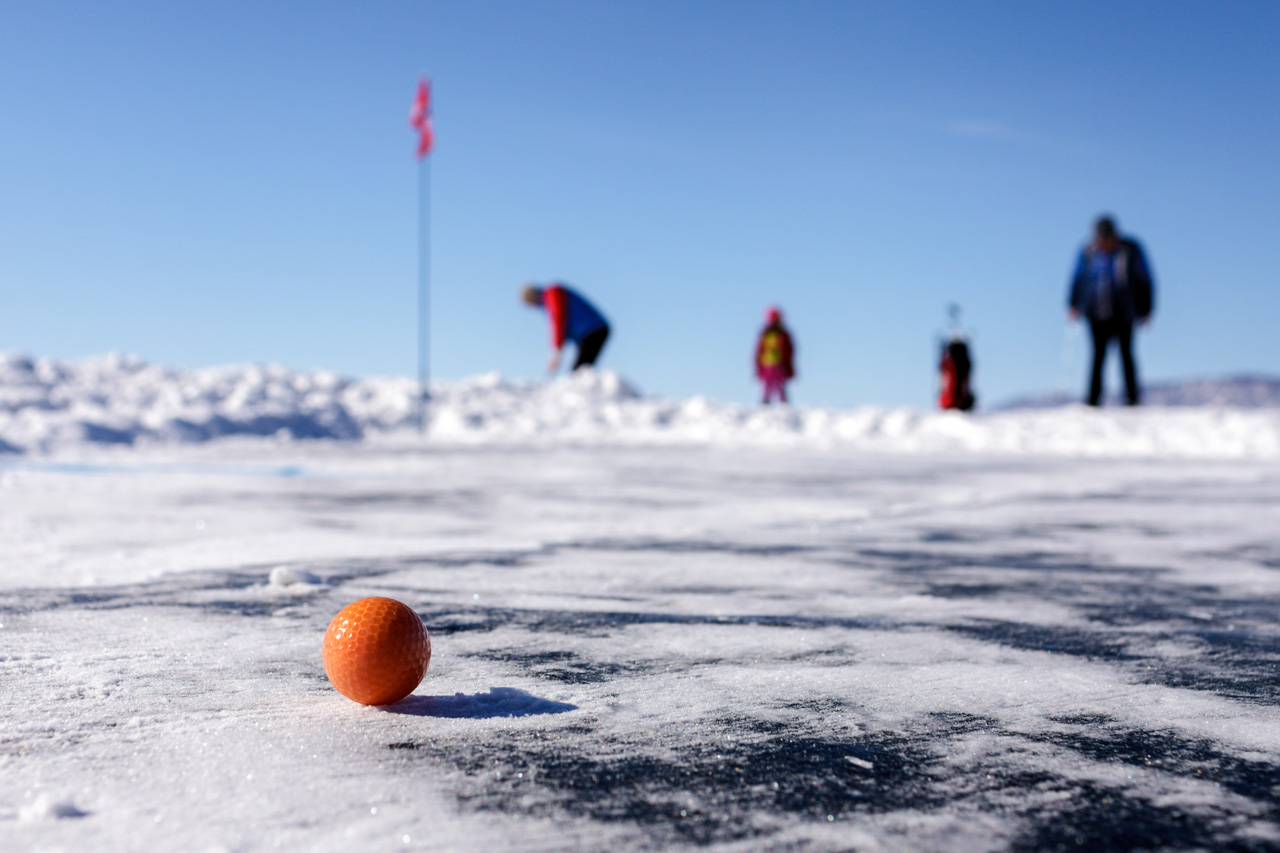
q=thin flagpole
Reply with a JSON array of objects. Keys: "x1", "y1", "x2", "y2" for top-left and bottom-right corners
[{"x1": 417, "y1": 154, "x2": 431, "y2": 435}]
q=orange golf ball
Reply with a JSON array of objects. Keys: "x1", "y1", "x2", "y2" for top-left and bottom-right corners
[{"x1": 322, "y1": 597, "x2": 431, "y2": 706}]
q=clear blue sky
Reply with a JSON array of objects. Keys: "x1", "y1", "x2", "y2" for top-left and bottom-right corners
[{"x1": 2, "y1": 1, "x2": 1278, "y2": 408}]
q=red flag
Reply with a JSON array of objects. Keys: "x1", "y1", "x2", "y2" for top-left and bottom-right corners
[{"x1": 409, "y1": 78, "x2": 434, "y2": 159}]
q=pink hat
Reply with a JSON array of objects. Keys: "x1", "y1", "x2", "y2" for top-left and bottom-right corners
[{"x1": 765, "y1": 306, "x2": 782, "y2": 324}]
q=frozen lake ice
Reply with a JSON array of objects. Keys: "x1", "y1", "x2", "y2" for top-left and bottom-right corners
[{"x1": 3, "y1": 440, "x2": 1280, "y2": 851}]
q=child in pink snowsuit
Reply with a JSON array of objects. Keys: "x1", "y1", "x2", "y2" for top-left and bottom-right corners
[{"x1": 754, "y1": 307, "x2": 796, "y2": 405}]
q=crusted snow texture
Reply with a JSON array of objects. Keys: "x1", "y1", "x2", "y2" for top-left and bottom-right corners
[{"x1": 4, "y1": 444, "x2": 1280, "y2": 851}]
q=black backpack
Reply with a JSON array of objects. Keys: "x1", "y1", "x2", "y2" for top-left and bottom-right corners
[
  {"x1": 1124, "y1": 240, "x2": 1154, "y2": 319},
  {"x1": 940, "y1": 338, "x2": 976, "y2": 411}
]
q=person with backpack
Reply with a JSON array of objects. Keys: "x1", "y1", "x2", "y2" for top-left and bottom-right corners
[
  {"x1": 754, "y1": 306, "x2": 796, "y2": 405},
  {"x1": 1068, "y1": 215, "x2": 1156, "y2": 406},
  {"x1": 521, "y1": 283, "x2": 611, "y2": 374}
]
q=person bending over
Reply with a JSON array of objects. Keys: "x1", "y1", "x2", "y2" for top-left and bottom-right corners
[{"x1": 521, "y1": 283, "x2": 611, "y2": 374}]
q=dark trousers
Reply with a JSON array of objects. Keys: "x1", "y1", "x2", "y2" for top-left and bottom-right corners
[
  {"x1": 1088, "y1": 320, "x2": 1139, "y2": 406},
  {"x1": 573, "y1": 326, "x2": 610, "y2": 370}
]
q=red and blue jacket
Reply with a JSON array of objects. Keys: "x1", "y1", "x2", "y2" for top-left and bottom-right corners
[{"x1": 543, "y1": 284, "x2": 608, "y2": 348}]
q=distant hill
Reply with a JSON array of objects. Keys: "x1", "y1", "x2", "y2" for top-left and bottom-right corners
[{"x1": 997, "y1": 375, "x2": 1280, "y2": 410}]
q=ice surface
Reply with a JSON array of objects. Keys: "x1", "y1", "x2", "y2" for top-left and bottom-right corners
[
  {"x1": 3, "y1": 439, "x2": 1280, "y2": 851},
  {"x1": 3, "y1": 352, "x2": 1279, "y2": 458}
]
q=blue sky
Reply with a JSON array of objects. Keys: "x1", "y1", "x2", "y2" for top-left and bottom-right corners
[{"x1": 2, "y1": 1, "x2": 1278, "y2": 408}]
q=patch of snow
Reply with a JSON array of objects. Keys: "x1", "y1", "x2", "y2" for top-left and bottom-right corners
[
  {"x1": 267, "y1": 566, "x2": 322, "y2": 588},
  {"x1": 999, "y1": 374, "x2": 1280, "y2": 410},
  {"x1": 18, "y1": 793, "x2": 88, "y2": 821}
]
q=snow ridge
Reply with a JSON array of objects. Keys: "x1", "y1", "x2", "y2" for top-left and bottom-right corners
[
  {"x1": 2, "y1": 352, "x2": 1280, "y2": 458},
  {"x1": 998, "y1": 374, "x2": 1280, "y2": 410}
]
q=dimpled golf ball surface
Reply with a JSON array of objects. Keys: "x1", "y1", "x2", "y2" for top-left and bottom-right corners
[{"x1": 323, "y1": 597, "x2": 431, "y2": 705}]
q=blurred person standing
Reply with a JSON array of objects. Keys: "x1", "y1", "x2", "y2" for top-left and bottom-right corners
[
  {"x1": 521, "y1": 283, "x2": 610, "y2": 374},
  {"x1": 938, "y1": 304, "x2": 976, "y2": 411},
  {"x1": 754, "y1": 306, "x2": 796, "y2": 405},
  {"x1": 1067, "y1": 215, "x2": 1155, "y2": 406}
]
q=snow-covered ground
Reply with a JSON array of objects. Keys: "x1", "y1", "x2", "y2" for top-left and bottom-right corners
[
  {"x1": 4, "y1": 356, "x2": 1280, "y2": 850},
  {"x1": 3, "y1": 353, "x2": 1280, "y2": 458}
]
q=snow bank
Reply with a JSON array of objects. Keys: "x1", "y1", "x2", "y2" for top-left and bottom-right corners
[
  {"x1": 0, "y1": 353, "x2": 362, "y2": 452},
  {"x1": 1000, "y1": 374, "x2": 1280, "y2": 410},
  {"x1": 2, "y1": 352, "x2": 1279, "y2": 458}
]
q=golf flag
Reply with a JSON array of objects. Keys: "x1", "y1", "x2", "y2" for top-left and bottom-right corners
[{"x1": 410, "y1": 78, "x2": 434, "y2": 158}]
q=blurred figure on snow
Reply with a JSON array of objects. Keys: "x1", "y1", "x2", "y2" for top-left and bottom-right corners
[
  {"x1": 754, "y1": 306, "x2": 796, "y2": 405},
  {"x1": 521, "y1": 283, "x2": 611, "y2": 374},
  {"x1": 1068, "y1": 215, "x2": 1155, "y2": 406},
  {"x1": 938, "y1": 304, "x2": 976, "y2": 412}
]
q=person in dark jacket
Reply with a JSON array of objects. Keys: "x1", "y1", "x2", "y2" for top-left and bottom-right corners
[
  {"x1": 521, "y1": 283, "x2": 610, "y2": 373},
  {"x1": 754, "y1": 306, "x2": 796, "y2": 405},
  {"x1": 1068, "y1": 215, "x2": 1155, "y2": 406}
]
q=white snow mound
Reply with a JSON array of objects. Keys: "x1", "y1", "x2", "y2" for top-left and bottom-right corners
[
  {"x1": 2, "y1": 352, "x2": 1279, "y2": 458},
  {"x1": 18, "y1": 793, "x2": 88, "y2": 822}
]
